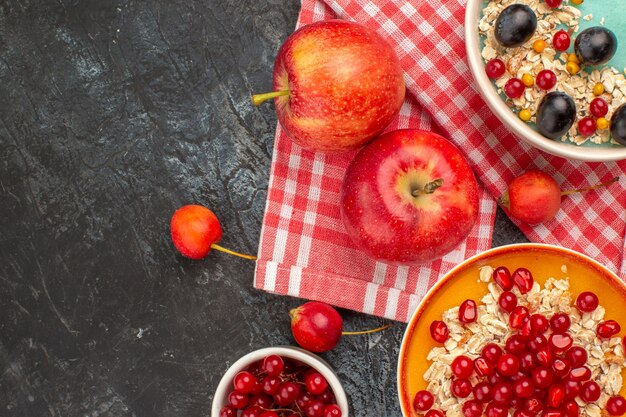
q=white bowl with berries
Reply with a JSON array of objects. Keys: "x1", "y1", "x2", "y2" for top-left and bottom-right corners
[
  {"x1": 212, "y1": 346, "x2": 349, "y2": 417},
  {"x1": 465, "y1": 0, "x2": 626, "y2": 161}
]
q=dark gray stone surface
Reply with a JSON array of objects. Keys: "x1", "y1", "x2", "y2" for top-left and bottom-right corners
[{"x1": 0, "y1": 1, "x2": 527, "y2": 416}]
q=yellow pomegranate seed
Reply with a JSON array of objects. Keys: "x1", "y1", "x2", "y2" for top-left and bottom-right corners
[
  {"x1": 571, "y1": 0, "x2": 583, "y2": 4},
  {"x1": 593, "y1": 83, "x2": 605, "y2": 96},
  {"x1": 597, "y1": 117, "x2": 610, "y2": 130},
  {"x1": 533, "y1": 39, "x2": 546, "y2": 53},
  {"x1": 567, "y1": 53, "x2": 580, "y2": 64},
  {"x1": 519, "y1": 109, "x2": 532, "y2": 122},
  {"x1": 521, "y1": 73, "x2": 535, "y2": 87},
  {"x1": 566, "y1": 62, "x2": 580, "y2": 75}
]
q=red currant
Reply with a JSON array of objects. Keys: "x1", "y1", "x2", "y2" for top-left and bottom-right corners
[
  {"x1": 499, "y1": 291, "x2": 518, "y2": 313},
  {"x1": 578, "y1": 117, "x2": 596, "y2": 137},
  {"x1": 318, "y1": 388, "x2": 335, "y2": 404},
  {"x1": 250, "y1": 394, "x2": 274, "y2": 409},
  {"x1": 276, "y1": 382, "x2": 300, "y2": 407},
  {"x1": 597, "y1": 320, "x2": 621, "y2": 338},
  {"x1": 607, "y1": 396, "x2": 626, "y2": 416},
  {"x1": 590, "y1": 97, "x2": 609, "y2": 118},
  {"x1": 486, "y1": 59, "x2": 506, "y2": 79},
  {"x1": 550, "y1": 313, "x2": 571, "y2": 333},
  {"x1": 497, "y1": 353, "x2": 520, "y2": 377},
  {"x1": 305, "y1": 372, "x2": 328, "y2": 395},
  {"x1": 263, "y1": 355, "x2": 284, "y2": 376},
  {"x1": 220, "y1": 406, "x2": 237, "y2": 417},
  {"x1": 452, "y1": 378, "x2": 473, "y2": 398},
  {"x1": 234, "y1": 371, "x2": 259, "y2": 394},
  {"x1": 262, "y1": 376, "x2": 281, "y2": 395},
  {"x1": 452, "y1": 355, "x2": 474, "y2": 379},
  {"x1": 323, "y1": 404, "x2": 342, "y2": 417},
  {"x1": 229, "y1": 391, "x2": 250, "y2": 409},
  {"x1": 577, "y1": 291, "x2": 599, "y2": 312},
  {"x1": 241, "y1": 407, "x2": 263, "y2": 417},
  {"x1": 505, "y1": 78, "x2": 525, "y2": 99},
  {"x1": 536, "y1": 69, "x2": 557, "y2": 91},
  {"x1": 553, "y1": 30, "x2": 571, "y2": 51},
  {"x1": 563, "y1": 400, "x2": 579, "y2": 417},
  {"x1": 580, "y1": 381, "x2": 601, "y2": 402},
  {"x1": 414, "y1": 390, "x2": 435, "y2": 411},
  {"x1": 430, "y1": 320, "x2": 450, "y2": 343},
  {"x1": 260, "y1": 412, "x2": 279, "y2": 417},
  {"x1": 304, "y1": 400, "x2": 326, "y2": 417},
  {"x1": 545, "y1": 0, "x2": 563, "y2": 7}
]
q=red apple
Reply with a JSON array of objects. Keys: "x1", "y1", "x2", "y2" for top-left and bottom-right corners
[
  {"x1": 340, "y1": 129, "x2": 479, "y2": 264},
  {"x1": 252, "y1": 19, "x2": 405, "y2": 153}
]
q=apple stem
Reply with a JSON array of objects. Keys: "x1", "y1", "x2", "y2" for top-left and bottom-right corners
[
  {"x1": 498, "y1": 192, "x2": 510, "y2": 209},
  {"x1": 210, "y1": 243, "x2": 257, "y2": 260},
  {"x1": 560, "y1": 176, "x2": 619, "y2": 197},
  {"x1": 341, "y1": 324, "x2": 392, "y2": 336},
  {"x1": 251, "y1": 90, "x2": 290, "y2": 106},
  {"x1": 411, "y1": 178, "x2": 444, "y2": 197}
]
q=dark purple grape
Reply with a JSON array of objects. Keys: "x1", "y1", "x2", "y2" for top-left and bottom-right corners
[
  {"x1": 574, "y1": 27, "x2": 617, "y2": 66},
  {"x1": 536, "y1": 92, "x2": 576, "y2": 140},
  {"x1": 495, "y1": 4, "x2": 537, "y2": 48},
  {"x1": 610, "y1": 104, "x2": 626, "y2": 146}
]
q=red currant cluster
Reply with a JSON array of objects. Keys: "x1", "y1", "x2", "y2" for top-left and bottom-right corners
[
  {"x1": 220, "y1": 354, "x2": 342, "y2": 417},
  {"x1": 577, "y1": 97, "x2": 610, "y2": 137},
  {"x1": 420, "y1": 266, "x2": 626, "y2": 417}
]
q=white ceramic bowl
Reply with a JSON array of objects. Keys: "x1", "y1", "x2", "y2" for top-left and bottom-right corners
[
  {"x1": 465, "y1": 0, "x2": 626, "y2": 162},
  {"x1": 211, "y1": 346, "x2": 349, "y2": 417}
]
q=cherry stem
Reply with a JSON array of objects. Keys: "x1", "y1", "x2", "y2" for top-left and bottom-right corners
[
  {"x1": 251, "y1": 90, "x2": 290, "y2": 106},
  {"x1": 342, "y1": 324, "x2": 392, "y2": 336},
  {"x1": 560, "y1": 176, "x2": 619, "y2": 196},
  {"x1": 210, "y1": 243, "x2": 257, "y2": 260},
  {"x1": 411, "y1": 178, "x2": 444, "y2": 197}
]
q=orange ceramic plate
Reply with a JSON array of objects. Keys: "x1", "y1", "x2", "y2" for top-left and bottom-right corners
[{"x1": 397, "y1": 243, "x2": 626, "y2": 417}]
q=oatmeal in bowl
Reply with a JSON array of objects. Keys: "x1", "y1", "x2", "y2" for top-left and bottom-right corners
[{"x1": 465, "y1": 0, "x2": 626, "y2": 161}]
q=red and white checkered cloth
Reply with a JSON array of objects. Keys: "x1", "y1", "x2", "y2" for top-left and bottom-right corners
[{"x1": 254, "y1": 0, "x2": 626, "y2": 322}]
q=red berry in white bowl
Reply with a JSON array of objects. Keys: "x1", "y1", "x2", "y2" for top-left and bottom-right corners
[
  {"x1": 544, "y1": 0, "x2": 563, "y2": 7},
  {"x1": 590, "y1": 97, "x2": 609, "y2": 117},
  {"x1": 536, "y1": 69, "x2": 557, "y2": 91},
  {"x1": 305, "y1": 372, "x2": 329, "y2": 395},
  {"x1": 486, "y1": 59, "x2": 506, "y2": 79},
  {"x1": 323, "y1": 404, "x2": 342, "y2": 417},
  {"x1": 504, "y1": 78, "x2": 525, "y2": 98},
  {"x1": 578, "y1": 117, "x2": 597, "y2": 137},
  {"x1": 553, "y1": 30, "x2": 571, "y2": 51}
]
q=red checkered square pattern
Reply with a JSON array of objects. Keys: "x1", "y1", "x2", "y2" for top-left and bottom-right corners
[{"x1": 254, "y1": 0, "x2": 626, "y2": 322}]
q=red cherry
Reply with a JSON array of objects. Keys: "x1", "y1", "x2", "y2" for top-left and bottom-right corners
[
  {"x1": 553, "y1": 30, "x2": 571, "y2": 51},
  {"x1": 414, "y1": 390, "x2": 435, "y2": 411},
  {"x1": 545, "y1": 0, "x2": 563, "y2": 7},
  {"x1": 229, "y1": 391, "x2": 250, "y2": 409},
  {"x1": 552, "y1": 358, "x2": 571, "y2": 378},
  {"x1": 493, "y1": 266, "x2": 513, "y2": 290},
  {"x1": 563, "y1": 400, "x2": 579, "y2": 417},
  {"x1": 535, "y1": 348, "x2": 554, "y2": 367},
  {"x1": 474, "y1": 357, "x2": 493, "y2": 377},
  {"x1": 263, "y1": 355, "x2": 285, "y2": 376},
  {"x1": 430, "y1": 320, "x2": 450, "y2": 343},
  {"x1": 568, "y1": 366, "x2": 591, "y2": 382},
  {"x1": 425, "y1": 410, "x2": 445, "y2": 417},
  {"x1": 497, "y1": 353, "x2": 520, "y2": 377},
  {"x1": 580, "y1": 381, "x2": 601, "y2": 402},
  {"x1": 513, "y1": 377, "x2": 535, "y2": 398},
  {"x1": 473, "y1": 382, "x2": 493, "y2": 403},
  {"x1": 290, "y1": 302, "x2": 343, "y2": 352},
  {"x1": 528, "y1": 334, "x2": 548, "y2": 352},
  {"x1": 510, "y1": 306, "x2": 530, "y2": 329},
  {"x1": 547, "y1": 384, "x2": 565, "y2": 408},
  {"x1": 462, "y1": 400, "x2": 483, "y2": 417},
  {"x1": 563, "y1": 380, "x2": 582, "y2": 400},
  {"x1": 536, "y1": 70, "x2": 557, "y2": 91},
  {"x1": 597, "y1": 320, "x2": 621, "y2": 338},
  {"x1": 482, "y1": 343, "x2": 503, "y2": 364},
  {"x1": 486, "y1": 59, "x2": 506, "y2": 79},
  {"x1": 565, "y1": 346, "x2": 588, "y2": 367},
  {"x1": 499, "y1": 291, "x2": 518, "y2": 313},
  {"x1": 548, "y1": 333, "x2": 573, "y2": 353},
  {"x1": 220, "y1": 406, "x2": 237, "y2": 417},
  {"x1": 459, "y1": 300, "x2": 478, "y2": 323},
  {"x1": 305, "y1": 372, "x2": 329, "y2": 395},
  {"x1": 531, "y1": 366, "x2": 554, "y2": 388},
  {"x1": 590, "y1": 98, "x2": 609, "y2": 118},
  {"x1": 323, "y1": 404, "x2": 342, "y2": 417},
  {"x1": 452, "y1": 379, "x2": 473, "y2": 398},
  {"x1": 519, "y1": 351, "x2": 537, "y2": 372},
  {"x1": 607, "y1": 396, "x2": 626, "y2": 416},
  {"x1": 505, "y1": 78, "x2": 525, "y2": 99},
  {"x1": 576, "y1": 292, "x2": 599, "y2": 312},
  {"x1": 452, "y1": 355, "x2": 474, "y2": 379},
  {"x1": 486, "y1": 402, "x2": 508, "y2": 417},
  {"x1": 304, "y1": 400, "x2": 326, "y2": 417},
  {"x1": 550, "y1": 313, "x2": 571, "y2": 333},
  {"x1": 276, "y1": 382, "x2": 300, "y2": 407},
  {"x1": 506, "y1": 335, "x2": 527, "y2": 354},
  {"x1": 530, "y1": 314, "x2": 549, "y2": 334},
  {"x1": 235, "y1": 371, "x2": 259, "y2": 394},
  {"x1": 262, "y1": 376, "x2": 281, "y2": 395},
  {"x1": 171, "y1": 205, "x2": 222, "y2": 259},
  {"x1": 578, "y1": 117, "x2": 596, "y2": 137}
]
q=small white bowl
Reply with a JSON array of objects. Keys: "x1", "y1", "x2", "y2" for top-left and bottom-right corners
[
  {"x1": 211, "y1": 346, "x2": 349, "y2": 417},
  {"x1": 465, "y1": 0, "x2": 626, "y2": 162}
]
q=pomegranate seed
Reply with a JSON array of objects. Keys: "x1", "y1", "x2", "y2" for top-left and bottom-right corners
[
  {"x1": 510, "y1": 397, "x2": 522, "y2": 409},
  {"x1": 607, "y1": 396, "x2": 626, "y2": 416},
  {"x1": 452, "y1": 355, "x2": 474, "y2": 379},
  {"x1": 486, "y1": 402, "x2": 508, "y2": 417},
  {"x1": 597, "y1": 320, "x2": 621, "y2": 338},
  {"x1": 262, "y1": 376, "x2": 281, "y2": 395},
  {"x1": 413, "y1": 390, "x2": 435, "y2": 411},
  {"x1": 482, "y1": 343, "x2": 503, "y2": 364},
  {"x1": 545, "y1": 0, "x2": 563, "y2": 7},
  {"x1": 526, "y1": 396, "x2": 545, "y2": 413},
  {"x1": 528, "y1": 334, "x2": 549, "y2": 352},
  {"x1": 512, "y1": 268, "x2": 534, "y2": 293},
  {"x1": 568, "y1": 366, "x2": 591, "y2": 382},
  {"x1": 550, "y1": 313, "x2": 571, "y2": 333},
  {"x1": 543, "y1": 410, "x2": 564, "y2": 417},
  {"x1": 564, "y1": 380, "x2": 582, "y2": 400},
  {"x1": 553, "y1": 30, "x2": 571, "y2": 51},
  {"x1": 578, "y1": 117, "x2": 596, "y2": 137},
  {"x1": 263, "y1": 355, "x2": 284, "y2": 376},
  {"x1": 305, "y1": 372, "x2": 328, "y2": 395},
  {"x1": 549, "y1": 333, "x2": 573, "y2": 353},
  {"x1": 504, "y1": 78, "x2": 525, "y2": 99},
  {"x1": 229, "y1": 391, "x2": 250, "y2": 409},
  {"x1": 510, "y1": 306, "x2": 530, "y2": 329},
  {"x1": 462, "y1": 400, "x2": 483, "y2": 417},
  {"x1": 487, "y1": 370, "x2": 500, "y2": 385},
  {"x1": 576, "y1": 292, "x2": 599, "y2": 312},
  {"x1": 565, "y1": 346, "x2": 588, "y2": 367},
  {"x1": 547, "y1": 384, "x2": 565, "y2": 408},
  {"x1": 530, "y1": 314, "x2": 549, "y2": 334},
  {"x1": 563, "y1": 400, "x2": 579, "y2": 417},
  {"x1": 493, "y1": 266, "x2": 513, "y2": 290},
  {"x1": 235, "y1": 371, "x2": 259, "y2": 394},
  {"x1": 536, "y1": 348, "x2": 554, "y2": 367},
  {"x1": 497, "y1": 353, "x2": 520, "y2": 377},
  {"x1": 474, "y1": 357, "x2": 493, "y2": 377},
  {"x1": 514, "y1": 411, "x2": 535, "y2": 417},
  {"x1": 220, "y1": 406, "x2": 237, "y2": 417},
  {"x1": 580, "y1": 381, "x2": 601, "y2": 402},
  {"x1": 430, "y1": 320, "x2": 449, "y2": 343},
  {"x1": 519, "y1": 351, "x2": 536, "y2": 372},
  {"x1": 425, "y1": 410, "x2": 445, "y2": 417},
  {"x1": 452, "y1": 379, "x2": 473, "y2": 398},
  {"x1": 459, "y1": 299, "x2": 478, "y2": 323},
  {"x1": 323, "y1": 404, "x2": 342, "y2": 417},
  {"x1": 552, "y1": 358, "x2": 571, "y2": 378},
  {"x1": 492, "y1": 382, "x2": 513, "y2": 405},
  {"x1": 513, "y1": 377, "x2": 535, "y2": 398},
  {"x1": 590, "y1": 97, "x2": 609, "y2": 118},
  {"x1": 276, "y1": 382, "x2": 300, "y2": 407},
  {"x1": 498, "y1": 291, "x2": 518, "y2": 313},
  {"x1": 519, "y1": 318, "x2": 534, "y2": 340},
  {"x1": 304, "y1": 400, "x2": 325, "y2": 417},
  {"x1": 473, "y1": 382, "x2": 493, "y2": 403},
  {"x1": 532, "y1": 366, "x2": 554, "y2": 388},
  {"x1": 536, "y1": 69, "x2": 558, "y2": 91},
  {"x1": 486, "y1": 59, "x2": 506, "y2": 79},
  {"x1": 506, "y1": 335, "x2": 526, "y2": 354}
]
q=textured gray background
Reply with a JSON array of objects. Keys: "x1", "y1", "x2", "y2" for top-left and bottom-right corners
[{"x1": 0, "y1": 1, "x2": 527, "y2": 416}]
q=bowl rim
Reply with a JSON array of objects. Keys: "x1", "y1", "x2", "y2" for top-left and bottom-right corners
[
  {"x1": 464, "y1": 0, "x2": 626, "y2": 162},
  {"x1": 211, "y1": 345, "x2": 349, "y2": 417},
  {"x1": 396, "y1": 242, "x2": 625, "y2": 416}
]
